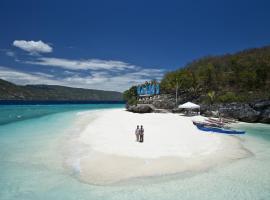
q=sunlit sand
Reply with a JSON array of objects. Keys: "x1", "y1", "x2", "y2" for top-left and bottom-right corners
[{"x1": 67, "y1": 109, "x2": 250, "y2": 185}]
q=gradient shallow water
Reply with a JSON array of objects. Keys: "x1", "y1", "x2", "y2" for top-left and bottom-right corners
[{"x1": 0, "y1": 105, "x2": 269, "y2": 200}]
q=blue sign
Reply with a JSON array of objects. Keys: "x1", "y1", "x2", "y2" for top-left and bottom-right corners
[{"x1": 137, "y1": 84, "x2": 160, "y2": 96}]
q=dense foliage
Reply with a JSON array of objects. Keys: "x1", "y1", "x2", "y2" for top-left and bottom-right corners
[
  {"x1": 0, "y1": 79, "x2": 123, "y2": 101},
  {"x1": 160, "y1": 46, "x2": 270, "y2": 103},
  {"x1": 124, "y1": 46, "x2": 270, "y2": 104},
  {"x1": 123, "y1": 86, "x2": 137, "y2": 105}
]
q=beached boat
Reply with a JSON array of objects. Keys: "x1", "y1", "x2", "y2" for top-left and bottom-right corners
[
  {"x1": 192, "y1": 120, "x2": 223, "y2": 128},
  {"x1": 194, "y1": 123, "x2": 245, "y2": 134}
]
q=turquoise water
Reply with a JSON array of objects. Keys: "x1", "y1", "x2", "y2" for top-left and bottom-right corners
[
  {"x1": 0, "y1": 104, "x2": 123, "y2": 125},
  {"x1": 0, "y1": 105, "x2": 270, "y2": 200}
]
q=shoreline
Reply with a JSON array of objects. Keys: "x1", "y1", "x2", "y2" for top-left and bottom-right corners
[{"x1": 65, "y1": 108, "x2": 251, "y2": 185}]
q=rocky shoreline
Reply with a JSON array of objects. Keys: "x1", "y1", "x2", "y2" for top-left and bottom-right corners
[
  {"x1": 200, "y1": 101, "x2": 270, "y2": 123},
  {"x1": 126, "y1": 94, "x2": 270, "y2": 124}
]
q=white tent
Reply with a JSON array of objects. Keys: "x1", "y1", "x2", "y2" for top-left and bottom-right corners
[
  {"x1": 178, "y1": 102, "x2": 200, "y2": 115},
  {"x1": 178, "y1": 102, "x2": 200, "y2": 109}
]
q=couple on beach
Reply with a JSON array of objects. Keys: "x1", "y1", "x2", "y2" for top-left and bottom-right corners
[{"x1": 135, "y1": 125, "x2": 144, "y2": 143}]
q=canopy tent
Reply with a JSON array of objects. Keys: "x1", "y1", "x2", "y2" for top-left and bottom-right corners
[
  {"x1": 178, "y1": 102, "x2": 200, "y2": 116},
  {"x1": 178, "y1": 102, "x2": 200, "y2": 109}
]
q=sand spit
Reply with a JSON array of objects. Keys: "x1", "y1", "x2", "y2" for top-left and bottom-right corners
[{"x1": 66, "y1": 109, "x2": 250, "y2": 185}]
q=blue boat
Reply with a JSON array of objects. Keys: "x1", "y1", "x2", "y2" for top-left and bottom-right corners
[{"x1": 194, "y1": 123, "x2": 245, "y2": 134}]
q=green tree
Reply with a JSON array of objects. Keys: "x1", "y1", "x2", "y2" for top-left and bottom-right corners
[{"x1": 123, "y1": 86, "x2": 137, "y2": 105}]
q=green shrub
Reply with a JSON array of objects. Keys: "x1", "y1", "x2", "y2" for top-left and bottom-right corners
[
  {"x1": 217, "y1": 92, "x2": 244, "y2": 103},
  {"x1": 127, "y1": 97, "x2": 137, "y2": 106}
]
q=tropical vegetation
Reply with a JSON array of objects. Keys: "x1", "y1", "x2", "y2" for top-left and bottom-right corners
[{"x1": 125, "y1": 45, "x2": 270, "y2": 104}]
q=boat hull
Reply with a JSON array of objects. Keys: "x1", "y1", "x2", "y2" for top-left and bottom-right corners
[{"x1": 195, "y1": 124, "x2": 245, "y2": 134}]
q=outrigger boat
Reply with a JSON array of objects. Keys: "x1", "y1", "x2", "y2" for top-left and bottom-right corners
[
  {"x1": 206, "y1": 118, "x2": 225, "y2": 126},
  {"x1": 208, "y1": 117, "x2": 237, "y2": 124},
  {"x1": 192, "y1": 120, "x2": 223, "y2": 128},
  {"x1": 193, "y1": 121, "x2": 245, "y2": 134}
]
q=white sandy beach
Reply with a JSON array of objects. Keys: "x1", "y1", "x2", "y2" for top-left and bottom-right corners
[{"x1": 66, "y1": 108, "x2": 250, "y2": 185}]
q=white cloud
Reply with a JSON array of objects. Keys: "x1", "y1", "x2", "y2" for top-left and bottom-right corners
[
  {"x1": 60, "y1": 68, "x2": 164, "y2": 91},
  {"x1": 31, "y1": 72, "x2": 55, "y2": 78},
  {"x1": 26, "y1": 57, "x2": 136, "y2": 71},
  {"x1": 0, "y1": 66, "x2": 59, "y2": 85},
  {"x1": 130, "y1": 68, "x2": 164, "y2": 79},
  {"x1": 6, "y1": 51, "x2": 15, "y2": 57},
  {"x1": 0, "y1": 66, "x2": 165, "y2": 92},
  {"x1": 0, "y1": 49, "x2": 16, "y2": 57},
  {"x1": 13, "y1": 40, "x2": 53, "y2": 54},
  {"x1": 5, "y1": 49, "x2": 165, "y2": 91},
  {"x1": 7, "y1": 39, "x2": 166, "y2": 91}
]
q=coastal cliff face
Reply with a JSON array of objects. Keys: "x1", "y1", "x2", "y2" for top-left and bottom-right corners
[
  {"x1": 126, "y1": 94, "x2": 270, "y2": 124},
  {"x1": 140, "y1": 94, "x2": 176, "y2": 109},
  {"x1": 200, "y1": 101, "x2": 270, "y2": 123},
  {"x1": 126, "y1": 94, "x2": 175, "y2": 113}
]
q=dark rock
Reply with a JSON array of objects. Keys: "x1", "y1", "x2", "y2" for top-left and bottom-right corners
[
  {"x1": 252, "y1": 100, "x2": 270, "y2": 110},
  {"x1": 200, "y1": 104, "x2": 220, "y2": 117},
  {"x1": 201, "y1": 110, "x2": 213, "y2": 117},
  {"x1": 153, "y1": 94, "x2": 175, "y2": 109},
  {"x1": 172, "y1": 108, "x2": 183, "y2": 113},
  {"x1": 137, "y1": 94, "x2": 175, "y2": 109},
  {"x1": 129, "y1": 93, "x2": 270, "y2": 124},
  {"x1": 238, "y1": 107, "x2": 260, "y2": 122},
  {"x1": 260, "y1": 108, "x2": 270, "y2": 123},
  {"x1": 127, "y1": 104, "x2": 153, "y2": 113},
  {"x1": 200, "y1": 103, "x2": 260, "y2": 122},
  {"x1": 153, "y1": 100, "x2": 175, "y2": 109},
  {"x1": 200, "y1": 101, "x2": 270, "y2": 123},
  {"x1": 219, "y1": 103, "x2": 260, "y2": 123},
  {"x1": 199, "y1": 104, "x2": 209, "y2": 115}
]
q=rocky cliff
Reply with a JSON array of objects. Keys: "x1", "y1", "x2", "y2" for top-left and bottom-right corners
[
  {"x1": 126, "y1": 94, "x2": 270, "y2": 124},
  {"x1": 200, "y1": 101, "x2": 270, "y2": 123}
]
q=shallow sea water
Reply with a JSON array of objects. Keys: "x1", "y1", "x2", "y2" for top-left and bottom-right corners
[{"x1": 0, "y1": 104, "x2": 269, "y2": 200}]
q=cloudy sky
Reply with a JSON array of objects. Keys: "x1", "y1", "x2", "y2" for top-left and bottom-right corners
[{"x1": 0, "y1": 0, "x2": 269, "y2": 92}]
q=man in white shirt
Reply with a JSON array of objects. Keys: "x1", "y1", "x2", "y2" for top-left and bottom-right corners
[{"x1": 135, "y1": 125, "x2": 140, "y2": 142}]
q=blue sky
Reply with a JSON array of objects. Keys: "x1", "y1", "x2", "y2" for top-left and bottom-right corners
[{"x1": 0, "y1": 0, "x2": 269, "y2": 91}]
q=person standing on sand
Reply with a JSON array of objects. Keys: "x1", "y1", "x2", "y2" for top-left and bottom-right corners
[
  {"x1": 135, "y1": 125, "x2": 140, "y2": 142},
  {"x1": 139, "y1": 125, "x2": 144, "y2": 143}
]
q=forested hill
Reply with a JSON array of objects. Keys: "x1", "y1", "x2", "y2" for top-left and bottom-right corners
[
  {"x1": 0, "y1": 79, "x2": 123, "y2": 101},
  {"x1": 160, "y1": 45, "x2": 270, "y2": 103}
]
